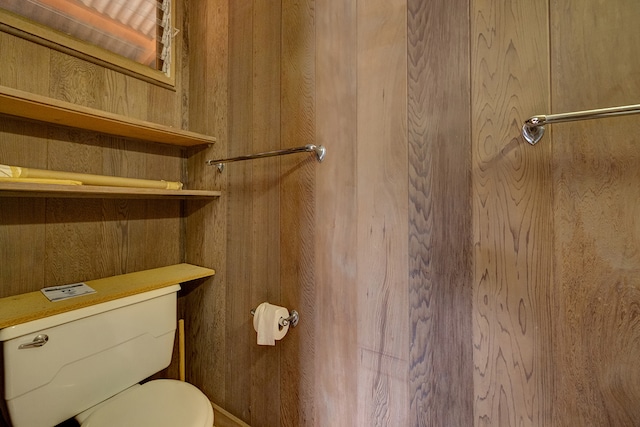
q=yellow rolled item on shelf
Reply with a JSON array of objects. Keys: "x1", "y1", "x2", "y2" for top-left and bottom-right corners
[
  {"x1": 163, "y1": 181, "x2": 183, "y2": 190},
  {"x1": 0, "y1": 164, "x2": 17, "y2": 178},
  {"x1": 0, "y1": 177, "x2": 83, "y2": 185},
  {"x1": 1, "y1": 164, "x2": 183, "y2": 190}
]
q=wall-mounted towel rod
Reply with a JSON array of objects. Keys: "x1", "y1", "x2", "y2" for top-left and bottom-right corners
[
  {"x1": 522, "y1": 103, "x2": 640, "y2": 145},
  {"x1": 205, "y1": 144, "x2": 326, "y2": 172}
]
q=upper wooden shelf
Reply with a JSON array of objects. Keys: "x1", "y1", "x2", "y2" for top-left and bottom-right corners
[
  {"x1": 0, "y1": 85, "x2": 216, "y2": 147},
  {"x1": 0, "y1": 181, "x2": 221, "y2": 199},
  {"x1": 0, "y1": 263, "x2": 215, "y2": 329}
]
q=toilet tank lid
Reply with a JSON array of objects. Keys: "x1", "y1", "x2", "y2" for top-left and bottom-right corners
[{"x1": 0, "y1": 285, "x2": 181, "y2": 342}]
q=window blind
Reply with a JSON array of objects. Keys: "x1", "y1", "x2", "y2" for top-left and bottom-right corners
[{"x1": 1, "y1": 0, "x2": 172, "y2": 75}]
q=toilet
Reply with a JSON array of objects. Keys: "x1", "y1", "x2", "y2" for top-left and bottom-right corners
[{"x1": 0, "y1": 285, "x2": 214, "y2": 427}]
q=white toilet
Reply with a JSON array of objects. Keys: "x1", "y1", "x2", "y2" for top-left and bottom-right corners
[{"x1": 0, "y1": 285, "x2": 214, "y2": 427}]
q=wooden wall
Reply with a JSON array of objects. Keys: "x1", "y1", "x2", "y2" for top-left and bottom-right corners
[
  {"x1": 407, "y1": 0, "x2": 474, "y2": 424},
  {"x1": 472, "y1": 0, "x2": 640, "y2": 425},
  {"x1": 216, "y1": 0, "x2": 474, "y2": 426},
  {"x1": 471, "y1": 0, "x2": 554, "y2": 425},
  {"x1": 550, "y1": 0, "x2": 640, "y2": 424},
  {"x1": 181, "y1": 0, "x2": 228, "y2": 411},
  {"x1": 0, "y1": 31, "x2": 186, "y2": 296},
  {"x1": 217, "y1": 0, "x2": 640, "y2": 425},
  {"x1": 2, "y1": 0, "x2": 640, "y2": 426}
]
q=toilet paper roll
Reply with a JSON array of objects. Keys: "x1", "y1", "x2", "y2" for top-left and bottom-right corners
[{"x1": 253, "y1": 302, "x2": 290, "y2": 346}]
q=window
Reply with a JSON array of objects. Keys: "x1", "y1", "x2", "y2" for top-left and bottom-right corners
[{"x1": 0, "y1": 0, "x2": 174, "y2": 86}]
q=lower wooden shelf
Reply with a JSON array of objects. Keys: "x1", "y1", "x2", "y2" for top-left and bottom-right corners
[
  {"x1": 0, "y1": 182, "x2": 221, "y2": 199},
  {"x1": 0, "y1": 263, "x2": 215, "y2": 329}
]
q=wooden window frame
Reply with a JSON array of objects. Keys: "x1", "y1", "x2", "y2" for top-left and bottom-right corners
[{"x1": 0, "y1": 4, "x2": 176, "y2": 89}]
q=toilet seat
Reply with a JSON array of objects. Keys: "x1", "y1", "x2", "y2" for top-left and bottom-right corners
[{"x1": 78, "y1": 379, "x2": 214, "y2": 427}]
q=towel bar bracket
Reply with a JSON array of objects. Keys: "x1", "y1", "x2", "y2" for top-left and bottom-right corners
[{"x1": 522, "y1": 116, "x2": 546, "y2": 145}]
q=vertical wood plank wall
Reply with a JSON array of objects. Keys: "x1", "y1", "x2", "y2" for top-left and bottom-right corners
[
  {"x1": 280, "y1": 1, "x2": 316, "y2": 426},
  {"x1": 3, "y1": 0, "x2": 640, "y2": 426},
  {"x1": 550, "y1": 0, "x2": 640, "y2": 424},
  {"x1": 407, "y1": 0, "x2": 474, "y2": 425},
  {"x1": 315, "y1": 0, "x2": 358, "y2": 425},
  {"x1": 183, "y1": 0, "x2": 229, "y2": 414},
  {"x1": 356, "y1": 0, "x2": 410, "y2": 425},
  {"x1": 222, "y1": 0, "x2": 640, "y2": 425},
  {"x1": 222, "y1": 0, "x2": 474, "y2": 425},
  {"x1": 471, "y1": 0, "x2": 554, "y2": 425},
  {"x1": 470, "y1": 0, "x2": 640, "y2": 425}
]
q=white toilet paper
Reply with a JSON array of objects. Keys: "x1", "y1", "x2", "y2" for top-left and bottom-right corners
[{"x1": 253, "y1": 302, "x2": 290, "y2": 346}]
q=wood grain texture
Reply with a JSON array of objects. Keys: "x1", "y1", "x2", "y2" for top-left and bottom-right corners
[
  {"x1": 183, "y1": 0, "x2": 229, "y2": 415},
  {"x1": 0, "y1": 32, "x2": 50, "y2": 299},
  {"x1": 49, "y1": 51, "x2": 104, "y2": 109},
  {"x1": 356, "y1": 1, "x2": 410, "y2": 425},
  {"x1": 222, "y1": 1, "x2": 318, "y2": 425},
  {"x1": 224, "y1": 0, "x2": 254, "y2": 422},
  {"x1": 407, "y1": 0, "x2": 474, "y2": 425},
  {"x1": 280, "y1": 1, "x2": 316, "y2": 426},
  {"x1": 550, "y1": 0, "x2": 640, "y2": 424},
  {"x1": 471, "y1": 0, "x2": 553, "y2": 426},
  {"x1": 0, "y1": 197, "x2": 45, "y2": 298},
  {"x1": 0, "y1": 31, "x2": 50, "y2": 94},
  {"x1": 0, "y1": 120, "x2": 48, "y2": 299},
  {"x1": 251, "y1": 1, "x2": 283, "y2": 426},
  {"x1": 314, "y1": 0, "x2": 358, "y2": 426}
]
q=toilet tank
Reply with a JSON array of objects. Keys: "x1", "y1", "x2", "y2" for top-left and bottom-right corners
[{"x1": 0, "y1": 284, "x2": 181, "y2": 427}]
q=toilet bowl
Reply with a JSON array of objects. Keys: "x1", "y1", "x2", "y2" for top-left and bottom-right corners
[
  {"x1": 76, "y1": 380, "x2": 213, "y2": 427},
  {"x1": 0, "y1": 285, "x2": 214, "y2": 427}
]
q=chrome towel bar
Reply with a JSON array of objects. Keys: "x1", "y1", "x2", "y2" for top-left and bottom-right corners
[
  {"x1": 205, "y1": 144, "x2": 326, "y2": 172},
  {"x1": 522, "y1": 103, "x2": 640, "y2": 145}
]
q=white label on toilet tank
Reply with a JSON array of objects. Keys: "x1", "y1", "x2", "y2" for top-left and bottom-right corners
[{"x1": 41, "y1": 283, "x2": 96, "y2": 302}]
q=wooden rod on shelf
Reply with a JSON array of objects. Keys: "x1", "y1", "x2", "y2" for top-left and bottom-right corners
[{"x1": 179, "y1": 318, "x2": 186, "y2": 382}]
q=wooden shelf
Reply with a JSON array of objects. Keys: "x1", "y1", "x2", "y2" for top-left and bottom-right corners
[
  {"x1": 0, "y1": 181, "x2": 221, "y2": 199},
  {"x1": 0, "y1": 85, "x2": 216, "y2": 147},
  {"x1": 0, "y1": 263, "x2": 215, "y2": 329}
]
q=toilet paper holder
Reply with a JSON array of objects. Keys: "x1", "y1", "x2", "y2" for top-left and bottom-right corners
[{"x1": 250, "y1": 307, "x2": 299, "y2": 328}]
